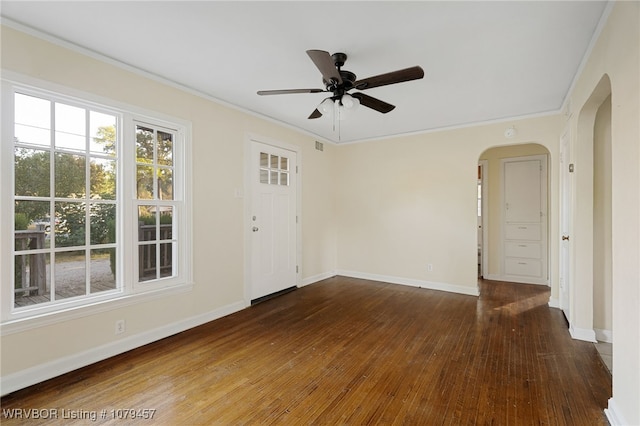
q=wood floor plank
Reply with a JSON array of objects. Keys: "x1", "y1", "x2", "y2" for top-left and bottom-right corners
[{"x1": 1, "y1": 277, "x2": 611, "y2": 425}]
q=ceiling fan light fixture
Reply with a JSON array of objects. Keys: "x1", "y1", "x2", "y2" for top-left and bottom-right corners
[
  {"x1": 341, "y1": 94, "x2": 360, "y2": 110},
  {"x1": 319, "y1": 98, "x2": 335, "y2": 114}
]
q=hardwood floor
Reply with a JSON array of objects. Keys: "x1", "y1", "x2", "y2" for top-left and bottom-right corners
[{"x1": 1, "y1": 277, "x2": 611, "y2": 425}]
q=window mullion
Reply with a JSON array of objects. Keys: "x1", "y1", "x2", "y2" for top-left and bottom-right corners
[
  {"x1": 122, "y1": 115, "x2": 134, "y2": 292},
  {"x1": 49, "y1": 98, "x2": 57, "y2": 302},
  {"x1": 85, "y1": 109, "x2": 91, "y2": 296}
]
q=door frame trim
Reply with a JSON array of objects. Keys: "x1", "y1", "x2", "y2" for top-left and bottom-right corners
[
  {"x1": 243, "y1": 133, "x2": 302, "y2": 306},
  {"x1": 559, "y1": 127, "x2": 573, "y2": 319},
  {"x1": 478, "y1": 159, "x2": 489, "y2": 279}
]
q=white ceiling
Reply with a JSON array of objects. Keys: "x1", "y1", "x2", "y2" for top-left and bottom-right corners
[{"x1": 1, "y1": 1, "x2": 608, "y2": 144}]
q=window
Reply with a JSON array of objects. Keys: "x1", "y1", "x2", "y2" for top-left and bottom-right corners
[
  {"x1": 2, "y1": 81, "x2": 190, "y2": 322},
  {"x1": 135, "y1": 123, "x2": 177, "y2": 282},
  {"x1": 259, "y1": 151, "x2": 289, "y2": 186}
]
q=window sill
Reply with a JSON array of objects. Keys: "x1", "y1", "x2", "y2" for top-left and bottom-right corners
[{"x1": 0, "y1": 282, "x2": 193, "y2": 336}]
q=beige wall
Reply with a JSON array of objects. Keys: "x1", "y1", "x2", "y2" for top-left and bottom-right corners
[
  {"x1": 335, "y1": 117, "x2": 561, "y2": 294},
  {"x1": 479, "y1": 143, "x2": 550, "y2": 279},
  {"x1": 0, "y1": 26, "x2": 337, "y2": 378}
]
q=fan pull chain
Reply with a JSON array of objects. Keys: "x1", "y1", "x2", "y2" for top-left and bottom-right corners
[
  {"x1": 333, "y1": 99, "x2": 340, "y2": 133},
  {"x1": 338, "y1": 104, "x2": 342, "y2": 141}
]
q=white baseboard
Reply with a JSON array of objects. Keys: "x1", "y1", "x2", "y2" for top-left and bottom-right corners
[
  {"x1": 483, "y1": 273, "x2": 548, "y2": 286},
  {"x1": 336, "y1": 270, "x2": 479, "y2": 297},
  {"x1": 483, "y1": 274, "x2": 503, "y2": 281},
  {"x1": 548, "y1": 297, "x2": 560, "y2": 308},
  {"x1": 301, "y1": 271, "x2": 336, "y2": 287},
  {"x1": 594, "y1": 328, "x2": 613, "y2": 343},
  {"x1": 569, "y1": 323, "x2": 597, "y2": 342},
  {"x1": 1, "y1": 300, "x2": 245, "y2": 396},
  {"x1": 605, "y1": 398, "x2": 629, "y2": 426}
]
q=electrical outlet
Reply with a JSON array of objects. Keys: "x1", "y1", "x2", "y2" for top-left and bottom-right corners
[
  {"x1": 115, "y1": 320, "x2": 126, "y2": 335},
  {"x1": 427, "y1": 264, "x2": 433, "y2": 272}
]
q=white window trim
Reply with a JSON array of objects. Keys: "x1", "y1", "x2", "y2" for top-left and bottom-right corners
[{"x1": 1, "y1": 73, "x2": 193, "y2": 333}]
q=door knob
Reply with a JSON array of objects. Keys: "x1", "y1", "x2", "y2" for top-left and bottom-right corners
[
  {"x1": 252, "y1": 226, "x2": 259, "y2": 232},
  {"x1": 562, "y1": 235, "x2": 570, "y2": 241}
]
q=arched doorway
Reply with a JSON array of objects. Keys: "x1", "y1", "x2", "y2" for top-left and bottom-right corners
[
  {"x1": 478, "y1": 143, "x2": 550, "y2": 285},
  {"x1": 593, "y1": 93, "x2": 613, "y2": 371},
  {"x1": 571, "y1": 75, "x2": 612, "y2": 371},
  {"x1": 570, "y1": 74, "x2": 612, "y2": 344}
]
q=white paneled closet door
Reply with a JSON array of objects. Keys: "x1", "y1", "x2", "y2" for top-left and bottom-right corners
[{"x1": 502, "y1": 155, "x2": 548, "y2": 285}]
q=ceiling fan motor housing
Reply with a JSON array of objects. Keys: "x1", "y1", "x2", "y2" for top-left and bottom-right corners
[{"x1": 324, "y1": 53, "x2": 356, "y2": 94}]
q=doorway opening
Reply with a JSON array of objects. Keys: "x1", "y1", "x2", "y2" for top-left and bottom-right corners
[
  {"x1": 593, "y1": 93, "x2": 613, "y2": 372},
  {"x1": 478, "y1": 144, "x2": 550, "y2": 286},
  {"x1": 572, "y1": 74, "x2": 612, "y2": 351}
]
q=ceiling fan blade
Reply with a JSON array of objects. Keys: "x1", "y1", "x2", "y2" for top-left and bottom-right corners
[
  {"x1": 308, "y1": 109, "x2": 322, "y2": 119},
  {"x1": 257, "y1": 88, "x2": 325, "y2": 95},
  {"x1": 352, "y1": 93, "x2": 395, "y2": 113},
  {"x1": 307, "y1": 50, "x2": 343, "y2": 85},
  {"x1": 354, "y1": 66, "x2": 424, "y2": 90}
]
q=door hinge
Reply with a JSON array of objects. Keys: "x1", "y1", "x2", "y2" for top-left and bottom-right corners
[
  {"x1": 296, "y1": 265, "x2": 299, "y2": 273},
  {"x1": 296, "y1": 166, "x2": 299, "y2": 173}
]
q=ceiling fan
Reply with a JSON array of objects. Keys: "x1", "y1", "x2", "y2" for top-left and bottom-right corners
[{"x1": 257, "y1": 50, "x2": 424, "y2": 119}]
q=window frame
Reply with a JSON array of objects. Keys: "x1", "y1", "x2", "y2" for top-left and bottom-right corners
[{"x1": 1, "y1": 75, "x2": 193, "y2": 329}]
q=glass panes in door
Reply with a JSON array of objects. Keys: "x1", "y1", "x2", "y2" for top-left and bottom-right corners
[{"x1": 259, "y1": 152, "x2": 289, "y2": 186}]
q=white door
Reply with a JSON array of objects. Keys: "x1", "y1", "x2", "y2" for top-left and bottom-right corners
[
  {"x1": 250, "y1": 141, "x2": 297, "y2": 301},
  {"x1": 502, "y1": 155, "x2": 548, "y2": 284},
  {"x1": 559, "y1": 131, "x2": 572, "y2": 320}
]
